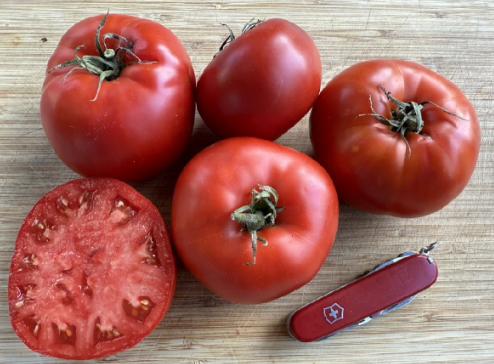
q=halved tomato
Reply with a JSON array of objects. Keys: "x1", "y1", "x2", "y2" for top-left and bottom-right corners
[{"x1": 8, "y1": 178, "x2": 176, "y2": 359}]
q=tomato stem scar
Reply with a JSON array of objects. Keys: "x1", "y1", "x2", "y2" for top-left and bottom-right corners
[
  {"x1": 359, "y1": 85, "x2": 466, "y2": 158},
  {"x1": 231, "y1": 185, "x2": 284, "y2": 265}
]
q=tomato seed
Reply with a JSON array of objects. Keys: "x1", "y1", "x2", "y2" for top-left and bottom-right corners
[
  {"x1": 123, "y1": 297, "x2": 156, "y2": 323},
  {"x1": 32, "y1": 218, "x2": 54, "y2": 243},
  {"x1": 111, "y1": 196, "x2": 139, "y2": 225},
  {"x1": 23, "y1": 315, "x2": 40, "y2": 338},
  {"x1": 56, "y1": 196, "x2": 70, "y2": 216},
  {"x1": 141, "y1": 233, "x2": 162, "y2": 267},
  {"x1": 78, "y1": 190, "x2": 95, "y2": 214},
  {"x1": 52, "y1": 323, "x2": 76, "y2": 345},
  {"x1": 93, "y1": 318, "x2": 122, "y2": 346},
  {"x1": 17, "y1": 283, "x2": 36, "y2": 303},
  {"x1": 21, "y1": 254, "x2": 38, "y2": 270},
  {"x1": 78, "y1": 192, "x2": 85, "y2": 205}
]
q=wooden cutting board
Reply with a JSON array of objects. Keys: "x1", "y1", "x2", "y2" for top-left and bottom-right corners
[{"x1": 0, "y1": 0, "x2": 493, "y2": 363}]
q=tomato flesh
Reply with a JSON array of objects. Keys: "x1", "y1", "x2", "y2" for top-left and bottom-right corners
[{"x1": 8, "y1": 178, "x2": 176, "y2": 359}]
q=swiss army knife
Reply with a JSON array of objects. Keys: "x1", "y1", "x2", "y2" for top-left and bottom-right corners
[{"x1": 287, "y1": 243, "x2": 439, "y2": 342}]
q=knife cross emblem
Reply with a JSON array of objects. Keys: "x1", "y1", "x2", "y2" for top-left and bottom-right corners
[{"x1": 323, "y1": 303, "x2": 344, "y2": 324}]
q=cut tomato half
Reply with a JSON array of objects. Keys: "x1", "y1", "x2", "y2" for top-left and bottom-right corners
[{"x1": 8, "y1": 178, "x2": 176, "y2": 359}]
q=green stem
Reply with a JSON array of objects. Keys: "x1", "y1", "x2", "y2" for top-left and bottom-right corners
[
  {"x1": 359, "y1": 85, "x2": 466, "y2": 158},
  {"x1": 48, "y1": 10, "x2": 146, "y2": 101},
  {"x1": 231, "y1": 185, "x2": 284, "y2": 266}
]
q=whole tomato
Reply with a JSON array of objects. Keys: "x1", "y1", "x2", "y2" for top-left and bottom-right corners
[
  {"x1": 171, "y1": 137, "x2": 339, "y2": 304},
  {"x1": 196, "y1": 19, "x2": 322, "y2": 140},
  {"x1": 310, "y1": 59, "x2": 481, "y2": 217},
  {"x1": 40, "y1": 12, "x2": 196, "y2": 181}
]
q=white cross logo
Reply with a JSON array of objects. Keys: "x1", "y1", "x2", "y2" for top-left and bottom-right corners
[{"x1": 323, "y1": 303, "x2": 344, "y2": 324}]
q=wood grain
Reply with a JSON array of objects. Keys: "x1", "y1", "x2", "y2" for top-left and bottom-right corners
[{"x1": 0, "y1": 0, "x2": 493, "y2": 363}]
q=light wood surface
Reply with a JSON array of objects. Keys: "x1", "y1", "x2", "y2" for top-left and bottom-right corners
[{"x1": 1, "y1": 1, "x2": 493, "y2": 363}]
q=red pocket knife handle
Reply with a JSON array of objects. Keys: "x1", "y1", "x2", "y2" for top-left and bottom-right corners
[{"x1": 287, "y1": 252, "x2": 438, "y2": 342}]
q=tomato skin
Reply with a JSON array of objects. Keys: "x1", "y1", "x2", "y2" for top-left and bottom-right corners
[
  {"x1": 196, "y1": 18, "x2": 322, "y2": 140},
  {"x1": 171, "y1": 137, "x2": 339, "y2": 304},
  {"x1": 9, "y1": 178, "x2": 176, "y2": 359},
  {"x1": 40, "y1": 13, "x2": 196, "y2": 181},
  {"x1": 310, "y1": 59, "x2": 481, "y2": 217}
]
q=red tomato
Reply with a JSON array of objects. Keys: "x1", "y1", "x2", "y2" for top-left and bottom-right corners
[
  {"x1": 171, "y1": 137, "x2": 339, "y2": 304},
  {"x1": 40, "y1": 13, "x2": 196, "y2": 181},
  {"x1": 8, "y1": 178, "x2": 176, "y2": 359},
  {"x1": 310, "y1": 59, "x2": 481, "y2": 217},
  {"x1": 196, "y1": 19, "x2": 322, "y2": 140}
]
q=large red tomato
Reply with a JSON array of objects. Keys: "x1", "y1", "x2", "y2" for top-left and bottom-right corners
[
  {"x1": 310, "y1": 59, "x2": 481, "y2": 217},
  {"x1": 196, "y1": 19, "x2": 322, "y2": 140},
  {"x1": 8, "y1": 178, "x2": 176, "y2": 359},
  {"x1": 40, "y1": 12, "x2": 196, "y2": 181},
  {"x1": 171, "y1": 137, "x2": 339, "y2": 304}
]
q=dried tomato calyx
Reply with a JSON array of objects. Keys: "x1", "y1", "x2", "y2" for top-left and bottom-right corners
[
  {"x1": 215, "y1": 18, "x2": 263, "y2": 56},
  {"x1": 361, "y1": 85, "x2": 466, "y2": 157},
  {"x1": 231, "y1": 185, "x2": 284, "y2": 266},
  {"x1": 48, "y1": 11, "x2": 148, "y2": 101}
]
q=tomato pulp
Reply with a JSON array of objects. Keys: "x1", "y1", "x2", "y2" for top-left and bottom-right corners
[{"x1": 8, "y1": 178, "x2": 176, "y2": 359}]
